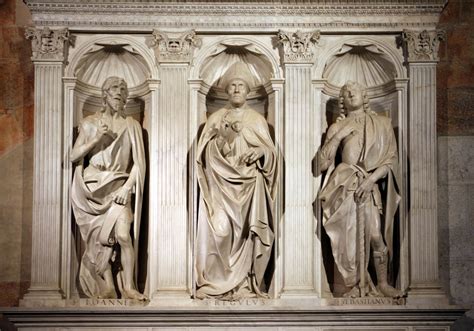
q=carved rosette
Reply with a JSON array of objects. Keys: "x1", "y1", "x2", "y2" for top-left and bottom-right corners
[
  {"x1": 402, "y1": 29, "x2": 446, "y2": 62},
  {"x1": 25, "y1": 27, "x2": 72, "y2": 62},
  {"x1": 277, "y1": 30, "x2": 320, "y2": 63},
  {"x1": 149, "y1": 30, "x2": 202, "y2": 63}
]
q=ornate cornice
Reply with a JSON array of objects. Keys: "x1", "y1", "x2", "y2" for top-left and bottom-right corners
[
  {"x1": 278, "y1": 30, "x2": 320, "y2": 63},
  {"x1": 402, "y1": 29, "x2": 446, "y2": 62},
  {"x1": 25, "y1": 1, "x2": 447, "y2": 17},
  {"x1": 149, "y1": 30, "x2": 201, "y2": 63},
  {"x1": 25, "y1": 27, "x2": 72, "y2": 61},
  {"x1": 24, "y1": 1, "x2": 446, "y2": 31}
]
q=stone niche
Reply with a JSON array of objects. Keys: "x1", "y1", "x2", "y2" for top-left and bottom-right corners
[{"x1": 1, "y1": 0, "x2": 468, "y2": 330}]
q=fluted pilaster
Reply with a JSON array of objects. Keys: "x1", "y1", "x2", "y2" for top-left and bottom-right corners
[
  {"x1": 403, "y1": 29, "x2": 446, "y2": 299},
  {"x1": 148, "y1": 30, "x2": 201, "y2": 299},
  {"x1": 278, "y1": 30, "x2": 320, "y2": 296},
  {"x1": 22, "y1": 27, "x2": 72, "y2": 302}
]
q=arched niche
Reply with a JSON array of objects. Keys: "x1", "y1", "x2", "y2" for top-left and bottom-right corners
[
  {"x1": 190, "y1": 37, "x2": 284, "y2": 137},
  {"x1": 62, "y1": 35, "x2": 159, "y2": 299},
  {"x1": 200, "y1": 43, "x2": 274, "y2": 117},
  {"x1": 313, "y1": 35, "x2": 409, "y2": 298},
  {"x1": 187, "y1": 37, "x2": 284, "y2": 298}
]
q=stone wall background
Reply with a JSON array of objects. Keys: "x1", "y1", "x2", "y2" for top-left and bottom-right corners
[
  {"x1": 0, "y1": 0, "x2": 472, "y2": 327},
  {"x1": 0, "y1": 0, "x2": 33, "y2": 307}
]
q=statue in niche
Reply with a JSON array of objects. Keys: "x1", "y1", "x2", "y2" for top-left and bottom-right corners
[
  {"x1": 195, "y1": 63, "x2": 278, "y2": 300},
  {"x1": 319, "y1": 81, "x2": 403, "y2": 298},
  {"x1": 71, "y1": 76, "x2": 147, "y2": 300}
]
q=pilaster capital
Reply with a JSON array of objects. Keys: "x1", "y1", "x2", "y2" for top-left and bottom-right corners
[
  {"x1": 277, "y1": 30, "x2": 320, "y2": 64},
  {"x1": 25, "y1": 27, "x2": 72, "y2": 62},
  {"x1": 402, "y1": 29, "x2": 446, "y2": 63},
  {"x1": 149, "y1": 30, "x2": 202, "y2": 64}
]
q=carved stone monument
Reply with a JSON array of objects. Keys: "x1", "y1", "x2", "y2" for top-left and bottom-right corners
[
  {"x1": 195, "y1": 63, "x2": 278, "y2": 300},
  {"x1": 2, "y1": 0, "x2": 467, "y2": 329},
  {"x1": 71, "y1": 76, "x2": 146, "y2": 300}
]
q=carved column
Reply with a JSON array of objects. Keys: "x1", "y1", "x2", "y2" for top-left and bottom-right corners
[
  {"x1": 148, "y1": 30, "x2": 201, "y2": 299},
  {"x1": 278, "y1": 30, "x2": 321, "y2": 297},
  {"x1": 402, "y1": 29, "x2": 447, "y2": 300},
  {"x1": 22, "y1": 27, "x2": 71, "y2": 303}
]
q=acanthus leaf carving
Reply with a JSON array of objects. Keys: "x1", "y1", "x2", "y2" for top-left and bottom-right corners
[
  {"x1": 25, "y1": 27, "x2": 72, "y2": 62},
  {"x1": 402, "y1": 29, "x2": 446, "y2": 62},
  {"x1": 277, "y1": 30, "x2": 320, "y2": 63},
  {"x1": 149, "y1": 30, "x2": 202, "y2": 63}
]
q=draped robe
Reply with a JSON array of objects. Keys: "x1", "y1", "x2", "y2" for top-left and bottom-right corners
[
  {"x1": 71, "y1": 115, "x2": 145, "y2": 298},
  {"x1": 195, "y1": 106, "x2": 278, "y2": 299},
  {"x1": 320, "y1": 114, "x2": 400, "y2": 288}
]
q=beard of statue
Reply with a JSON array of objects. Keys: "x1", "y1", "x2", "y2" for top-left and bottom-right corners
[{"x1": 104, "y1": 87, "x2": 127, "y2": 115}]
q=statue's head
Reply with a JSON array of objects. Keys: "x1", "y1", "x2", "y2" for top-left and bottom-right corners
[
  {"x1": 226, "y1": 78, "x2": 250, "y2": 108},
  {"x1": 101, "y1": 76, "x2": 129, "y2": 113},
  {"x1": 220, "y1": 62, "x2": 253, "y2": 108},
  {"x1": 338, "y1": 81, "x2": 371, "y2": 115}
]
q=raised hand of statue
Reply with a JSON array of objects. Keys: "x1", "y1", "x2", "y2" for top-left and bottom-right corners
[
  {"x1": 94, "y1": 122, "x2": 110, "y2": 142},
  {"x1": 240, "y1": 147, "x2": 264, "y2": 165},
  {"x1": 355, "y1": 176, "x2": 375, "y2": 203},
  {"x1": 113, "y1": 186, "x2": 131, "y2": 205}
]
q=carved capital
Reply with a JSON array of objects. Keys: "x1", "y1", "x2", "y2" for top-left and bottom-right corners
[
  {"x1": 149, "y1": 30, "x2": 201, "y2": 63},
  {"x1": 402, "y1": 29, "x2": 446, "y2": 62},
  {"x1": 25, "y1": 27, "x2": 72, "y2": 62},
  {"x1": 277, "y1": 30, "x2": 320, "y2": 64}
]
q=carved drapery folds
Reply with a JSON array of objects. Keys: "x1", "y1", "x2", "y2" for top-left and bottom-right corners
[
  {"x1": 149, "y1": 30, "x2": 202, "y2": 63},
  {"x1": 277, "y1": 30, "x2": 320, "y2": 63},
  {"x1": 25, "y1": 27, "x2": 72, "y2": 62},
  {"x1": 402, "y1": 29, "x2": 446, "y2": 62}
]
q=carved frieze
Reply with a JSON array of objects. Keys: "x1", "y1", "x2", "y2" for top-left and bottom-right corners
[
  {"x1": 25, "y1": 27, "x2": 72, "y2": 61},
  {"x1": 402, "y1": 29, "x2": 446, "y2": 62},
  {"x1": 277, "y1": 30, "x2": 320, "y2": 63},
  {"x1": 149, "y1": 30, "x2": 201, "y2": 63}
]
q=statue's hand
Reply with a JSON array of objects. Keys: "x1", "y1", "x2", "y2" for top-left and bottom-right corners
[
  {"x1": 240, "y1": 147, "x2": 264, "y2": 164},
  {"x1": 355, "y1": 177, "x2": 375, "y2": 203},
  {"x1": 113, "y1": 186, "x2": 131, "y2": 205},
  {"x1": 94, "y1": 122, "x2": 110, "y2": 144}
]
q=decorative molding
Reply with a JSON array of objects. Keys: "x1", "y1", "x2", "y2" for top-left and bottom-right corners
[
  {"x1": 25, "y1": 27, "x2": 72, "y2": 61},
  {"x1": 25, "y1": 1, "x2": 447, "y2": 17},
  {"x1": 278, "y1": 30, "x2": 320, "y2": 63},
  {"x1": 402, "y1": 29, "x2": 446, "y2": 62},
  {"x1": 1, "y1": 306, "x2": 466, "y2": 329},
  {"x1": 149, "y1": 30, "x2": 201, "y2": 63},
  {"x1": 24, "y1": 2, "x2": 446, "y2": 30}
]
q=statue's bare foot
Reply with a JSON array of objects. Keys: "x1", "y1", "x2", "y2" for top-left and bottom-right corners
[
  {"x1": 122, "y1": 288, "x2": 148, "y2": 301},
  {"x1": 377, "y1": 284, "x2": 405, "y2": 298},
  {"x1": 98, "y1": 288, "x2": 117, "y2": 299},
  {"x1": 342, "y1": 286, "x2": 360, "y2": 298}
]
